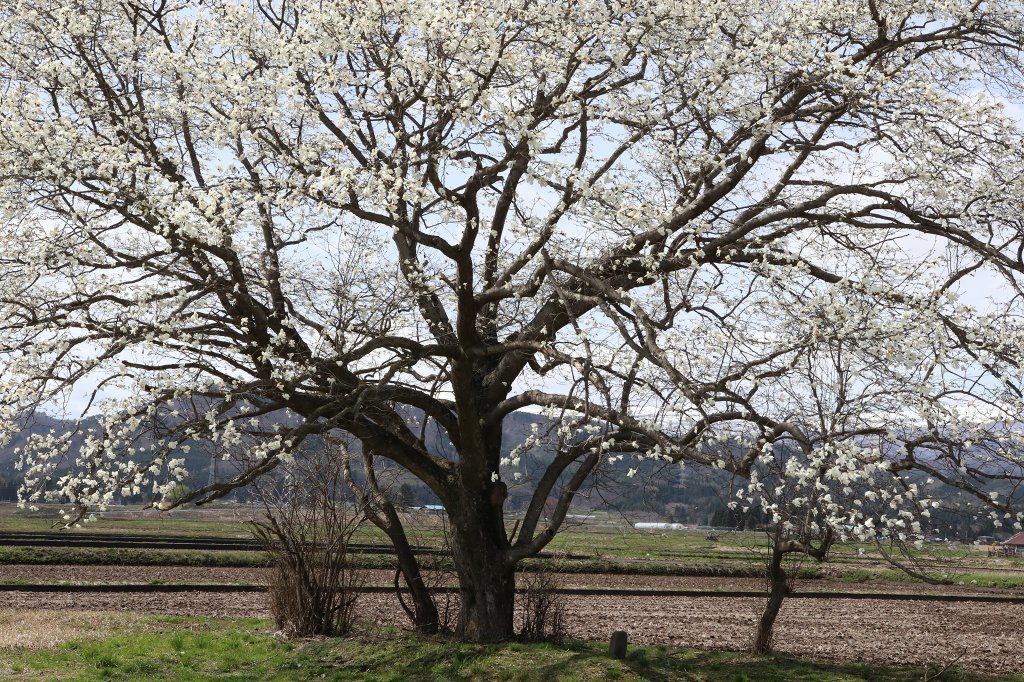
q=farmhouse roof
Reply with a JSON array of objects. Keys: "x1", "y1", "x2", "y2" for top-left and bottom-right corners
[{"x1": 1004, "y1": 531, "x2": 1024, "y2": 546}]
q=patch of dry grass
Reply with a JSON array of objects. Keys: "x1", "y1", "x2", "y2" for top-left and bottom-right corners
[{"x1": 0, "y1": 609, "x2": 143, "y2": 650}]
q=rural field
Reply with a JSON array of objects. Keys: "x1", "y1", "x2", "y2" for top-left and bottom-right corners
[
  {"x1": 4, "y1": 1, "x2": 1024, "y2": 680},
  {"x1": 3, "y1": 504, "x2": 1024, "y2": 680}
]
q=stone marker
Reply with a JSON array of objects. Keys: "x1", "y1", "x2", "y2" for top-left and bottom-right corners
[{"x1": 609, "y1": 630, "x2": 628, "y2": 659}]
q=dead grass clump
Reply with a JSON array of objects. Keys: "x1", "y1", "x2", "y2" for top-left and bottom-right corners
[{"x1": 0, "y1": 609, "x2": 142, "y2": 650}]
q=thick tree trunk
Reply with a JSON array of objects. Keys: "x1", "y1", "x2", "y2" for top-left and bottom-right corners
[
  {"x1": 448, "y1": 501, "x2": 515, "y2": 642},
  {"x1": 752, "y1": 546, "x2": 789, "y2": 655}
]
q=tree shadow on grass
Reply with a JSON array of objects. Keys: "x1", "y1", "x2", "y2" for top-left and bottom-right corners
[
  {"x1": 493, "y1": 644, "x2": 1001, "y2": 682},
  {"x1": 310, "y1": 632, "x2": 1010, "y2": 682}
]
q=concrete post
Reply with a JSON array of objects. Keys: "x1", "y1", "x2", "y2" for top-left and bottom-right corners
[{"x1": 609, "y1": 630, "x2": 628, "y2": 659}]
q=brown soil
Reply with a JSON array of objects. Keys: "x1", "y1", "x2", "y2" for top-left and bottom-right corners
[
  {"x1": 3, "y1": 585, "x2": 1022, "y2": 674},
  {"x1": 2, "y1": 564, "x2": 1021, "y2": 598},
  {"x1": 560, "y1": 594, "x2": 1024, "y2": 675},
  {"x1": 1, "y1": 590, "x2": 266, "y2": 620},
  {"x1": 0, "y1": 564, "x2": 269, "y2": 585}
]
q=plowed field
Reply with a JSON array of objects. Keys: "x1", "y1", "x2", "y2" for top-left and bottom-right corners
[{"x1": 4, "y1": 575, "x2": 1023, "y2": 674}]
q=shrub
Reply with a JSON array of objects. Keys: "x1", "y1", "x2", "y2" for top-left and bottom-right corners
[
  {"x1": 250, "y1": 454, "x2": 366, "y2": 637},
  {"x1": 517, "y1": 569, "x2": 566, "y2": 644}
]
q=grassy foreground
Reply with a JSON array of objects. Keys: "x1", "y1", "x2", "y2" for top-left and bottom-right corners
[{"x1": 0, "y1": 613, "x2": 1019, "y2": 682}]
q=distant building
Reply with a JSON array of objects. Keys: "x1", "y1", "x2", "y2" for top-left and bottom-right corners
[
  {"x1": 1002, "y1": 531, "x2": 1024, "y2": 557},
  {"x1": 406, "y1": 504, "x2": 446, "y2": 514},
  {"x1": 634, "y1": 522, "x2": 687, "y2": 531}
]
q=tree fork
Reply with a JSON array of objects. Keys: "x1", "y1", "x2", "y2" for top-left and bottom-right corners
[{"x1": 379, "y1": 502, "x2": 441, "y2": 634}]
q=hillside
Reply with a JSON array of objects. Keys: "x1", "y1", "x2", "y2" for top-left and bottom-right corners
[{"x1": 0, "y1": 409, "x2": 1015, "y2": 539}]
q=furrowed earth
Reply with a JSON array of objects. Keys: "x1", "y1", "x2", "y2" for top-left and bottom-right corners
[
  {"x1": 3, "y1": 569, "x2": 1022, "y2": 675},
  {"x1": 2, "y1": 564, "x2": 1023, "y2": 595}
]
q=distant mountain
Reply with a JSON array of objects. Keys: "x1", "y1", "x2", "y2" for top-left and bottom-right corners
[
  {"x1": 0, "y1": 408, "x2": 1016, "y2": 541},
  {"x1": 0, "y1": 407, "x2": 553, "y2": 502},
  {"x1": 0, "y1": 412, "x2": 100, "y2": 467}
]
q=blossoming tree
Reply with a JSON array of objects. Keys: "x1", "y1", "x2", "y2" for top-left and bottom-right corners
[
  {"x1": 2, "y1": 0, "x2": 1024, "y2": 641},
  {"x1": 718, "y1": 331, "x2": 1024, "y2": 653}
]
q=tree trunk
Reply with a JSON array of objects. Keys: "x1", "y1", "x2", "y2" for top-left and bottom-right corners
[
  {"x1": 338, "y1": 442, "x2": 441, "y2": 634},
  {"x1": 752, "y1": 546, "x2": 789, "y2": 655},
  {"x1": 378, "y1": 504, "x2": 441, "y2": 633},
  {"x1": 448, "y1": 502, "x2": 515, "y2": 642}
]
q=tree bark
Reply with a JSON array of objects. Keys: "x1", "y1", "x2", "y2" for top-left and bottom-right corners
[
  {"x1": 752, "y1": 545, "x2": 789, "y2": 655},
  {"x1": 448, "y1": 495, "x2": 515, "y2": 642}
]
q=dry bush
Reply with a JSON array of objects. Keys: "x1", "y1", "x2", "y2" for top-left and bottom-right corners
[
  {"x1": 517, "y1": 568, "x2": 566, "y2": 644},
  {"x1": 251, "y1": 451, "x2": 366, "y2": 638}
]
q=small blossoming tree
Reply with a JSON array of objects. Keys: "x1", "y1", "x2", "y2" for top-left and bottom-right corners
[
  {"x1": 2, "y1": 0, "x2": 1024, "y2": 641},
  {"x1": 717, "y1": 335, "x2": 1024, "y2": 653}
]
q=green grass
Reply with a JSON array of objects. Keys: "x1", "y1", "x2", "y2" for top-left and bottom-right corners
[
  {"x1": 0, "y1": 545, "x2": 816, "y2": 580},
  {"x1": 3, "y1": 615, "x2": 295, "y2": 681},
  {"x1": 0, "y1": 508, "x2": 254, "y2": 538},
  {"x1": 0, "y1": 546, "x2": 271, "y2": 568},
  {"x1": 5, "y1": 546, "x2": 1021, "y2": 591},
  {"x1": 834, "y1": 567, "x2": 1024, "y2": 589},
  {"x1": 2, "y1": 616, "x2": 1019, "y2": 682}
]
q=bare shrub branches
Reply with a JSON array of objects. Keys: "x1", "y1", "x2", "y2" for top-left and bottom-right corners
[
  {"x1": 517, "y1": 568, "x2": 567, "y2": 645},
  {"x1": 250, "y1": 448, "x2": 366, "y2": 638}
]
